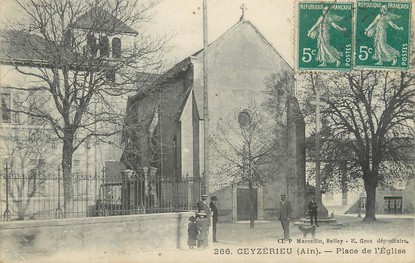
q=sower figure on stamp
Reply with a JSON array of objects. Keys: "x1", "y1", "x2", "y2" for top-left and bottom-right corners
[
  {"x1": 307, "y1": 6, "x2": 346, "y2": 67},
  {"x1": 279, "y1": 194, "x2": 292, "y2": 240},
  {"x1": 364, "y1": 5, "x2": 404, "y2": 66},
  {"x1": 209, "y1": 196, "x2": 219, "y2": 242},
  {"x1": 308, "y1": 197, "x2": 319, "y2": 227}
]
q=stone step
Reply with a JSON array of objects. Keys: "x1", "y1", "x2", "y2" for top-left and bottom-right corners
[{"x1": 294, "y1": 217, "x2": 338, "y2": 226}]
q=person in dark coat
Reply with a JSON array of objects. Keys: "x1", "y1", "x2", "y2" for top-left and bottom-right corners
[
  {"x1": 307, "y1": 197, "x2": 319, "y2": 226},
  {"x1": 209, "y1": 196, "x2": 219, "y2": 242},
  {"x1": 196, "y1": 212, "x2": 208, "y2": 249},
  {"x1": 197, "y1": 194, "x2": 211, "y2": 227},
  {"x1": 279, "y1": 194, "x2": 292, "y2": 240},
  {"x1": 187, "y1": 216, "x2": 197, "y2": 249}
]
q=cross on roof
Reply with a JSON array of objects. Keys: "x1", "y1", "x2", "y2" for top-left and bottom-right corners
[{"x1": 240, "y1": 4, "x2": 247, "y2": 21}]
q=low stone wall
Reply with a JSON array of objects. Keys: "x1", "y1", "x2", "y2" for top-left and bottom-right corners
[{"x1": 0, "y1": 212, "x2": 193, "y2": 262}]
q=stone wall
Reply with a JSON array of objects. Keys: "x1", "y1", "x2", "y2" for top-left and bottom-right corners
[{"x1": 0, "y1": 212, "x2": 193, "y2": 262}]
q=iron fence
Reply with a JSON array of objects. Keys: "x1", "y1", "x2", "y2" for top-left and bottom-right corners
[{"x1": 1, "y1": 167, "x2": 203, "y2": 222}]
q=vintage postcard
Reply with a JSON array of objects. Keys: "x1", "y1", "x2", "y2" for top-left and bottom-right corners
[{"x1": 0, "y1": 0, "x2": 413, "y2": 263}]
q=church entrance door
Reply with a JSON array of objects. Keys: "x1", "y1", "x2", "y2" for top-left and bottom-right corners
[{"x1": 237, "y1": 188, "x2": 257, "y2": 221}]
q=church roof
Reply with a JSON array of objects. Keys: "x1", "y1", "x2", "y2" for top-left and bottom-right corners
[
  {"x1": 128, "y1": 19, "x2": 293, "y2": 121},
  {"x1": 73, "y1": 6, "x2": 138, "y2": 35},
  {"x1": 0, "y1": 29, "x2": 49, "y2": 64},
  {"x1": 190, "y1": 20, "x2": 293, "y2": 117},
  {"x1": 191, "y1": 20, "x2": 292, "y2": 70}
]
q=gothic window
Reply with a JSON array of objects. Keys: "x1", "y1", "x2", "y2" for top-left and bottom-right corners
[
  {"x1": 1, "y1": 89, "x2": 11, "y2": 123},
  {"x1": 173, "y1": 136, "x2": 178, "y2": 173},
  {"x1": 99, "y1": 36, "x2": 110, "y2": 57},
  {"x1": 112, "y1": 37, "x2": 121, "y2": 58}
]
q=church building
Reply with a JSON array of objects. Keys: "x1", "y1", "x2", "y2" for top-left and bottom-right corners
[{"x1": 123, "y1": 16, "x2": 306, "y2": 221}]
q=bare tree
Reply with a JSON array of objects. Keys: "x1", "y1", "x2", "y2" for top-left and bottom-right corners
[
  {"x1": 2, "y1": 123, "x2": 59, "y2": 220},
  {"x1": 299, "y1": 66, "x2": 415, "y2": 221},
  {"x1": 211, "y1": 71, "x2": 297, "y2": 228},
  {"x1": 1, "y1": 0, "x2": 168, "y2": 215},
  {"x1": 304, "y1": 117, "x2": 363, "y2": 197},
  {"x1": 211, "y1": 104, "x2": 284, "y2": 228}
]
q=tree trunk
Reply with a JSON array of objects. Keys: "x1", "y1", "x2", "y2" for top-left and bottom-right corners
[
  {"x1": 62, "y1": 134, "x2": 75, "y2": 217},
  {"x1": 17, "y1": 176, "x2": 24, "y2": 220},
  {"x1": 341, "y1": 161, "x2": 348, "y2": 206},
  {"x1": 249, "y1": 180, "x2": 255, "y2": 228},
  {"x1": 363, "y1": 176, "x2": 377, "y2": 222},
  {"x1": 17, "y1": 199, "x2": 24, "y2": 220}
]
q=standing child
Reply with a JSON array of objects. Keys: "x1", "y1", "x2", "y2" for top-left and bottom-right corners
[
  {"x1": 187, "y1": 216, "x2": 197, "y2": 249},
  {"x1": 196, "y1": 212, "x2": 208, "y2": 249}
]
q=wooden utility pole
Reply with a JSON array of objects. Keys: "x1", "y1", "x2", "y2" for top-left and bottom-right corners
[{"x1": 203, "y1": 0, "x2": 209, "y2": 196}]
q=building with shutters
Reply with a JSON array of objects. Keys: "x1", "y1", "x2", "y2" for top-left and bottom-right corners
[{"x1": 0, "y1": 5, "x2": 144, "y2": 219}]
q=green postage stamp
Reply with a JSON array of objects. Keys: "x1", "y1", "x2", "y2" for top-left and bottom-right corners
[
  {"x1": 298, "y1": 2, "x2": 353, "y2": 70},
  {"x1": 355, "y1": 1, "x2": 411, "y2": 69}
]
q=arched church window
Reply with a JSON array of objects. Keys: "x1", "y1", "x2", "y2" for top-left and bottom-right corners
[
  {"x1": 173, "y1": 136, "x2": 178, "y2": 174},
  {"x1": 99, "y1": 36, "x2": 110, "y2": 57},
  {"x1": 64, "y1": 29, "x2": 74, "y2": 48},
  {"x1": 86, "y1": 34, "x2": 97, "y2": 57},
  {"x1": 112, "y1": 37, "x2": 121, "y2": 58}
]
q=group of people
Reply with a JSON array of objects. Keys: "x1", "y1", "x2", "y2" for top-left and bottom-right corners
[
  {"x1": 187, "y1": 193, "x2": 320, "y2": 246},
  {"x1": 279, "y1": 194, "x2": 319, "y2": 240},
  {"x1": 187, "y1": 195, "x2": 219, "y2": 249}
]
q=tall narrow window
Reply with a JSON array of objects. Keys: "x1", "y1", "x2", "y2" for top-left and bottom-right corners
[
  {"x1": 28, "y1": 159, "x2": 46, "y2": 196},
  {"x1": 1, "y1": 89, "x2": 11, "y2": 123},
  {"x1": 112, "y1": 37, "x2": 121, "y2": 58},
  {"x1": 28, "y1": 89, "x2": 46, "y2": 125},
  {"x1": 173, "y1": 137, "x2": 178, "y2": 174},
  {"x1": 86, "y1": 34, "x2": 97, "y2": 57},
  {"x1": 99, "y1": 36, "x2": 110, "y2": 57},
  {"x1": 64, "y1": 29, "x2": 74, "y2": 48}
]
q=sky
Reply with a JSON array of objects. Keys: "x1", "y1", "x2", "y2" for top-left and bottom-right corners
[
  {"x1": 0, "y1": 0, "x2": 295, "y2": 66},
  {"x1": 149, "y1": 0, "x2": 295, "y2": 65}
]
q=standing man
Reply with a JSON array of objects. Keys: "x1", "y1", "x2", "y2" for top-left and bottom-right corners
[
  {"x1": 279, "y1": 194, "x2": 292, "y2": 240},
  {"x1": 197, "y1": 194, "x2": 211, "y2": 227},
  {"x1": 308, "y1": 197, "x2": 319, "y2": 226},
  {"x1": 209, "y1": 196, "x2": 219, "y2": 242}
]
